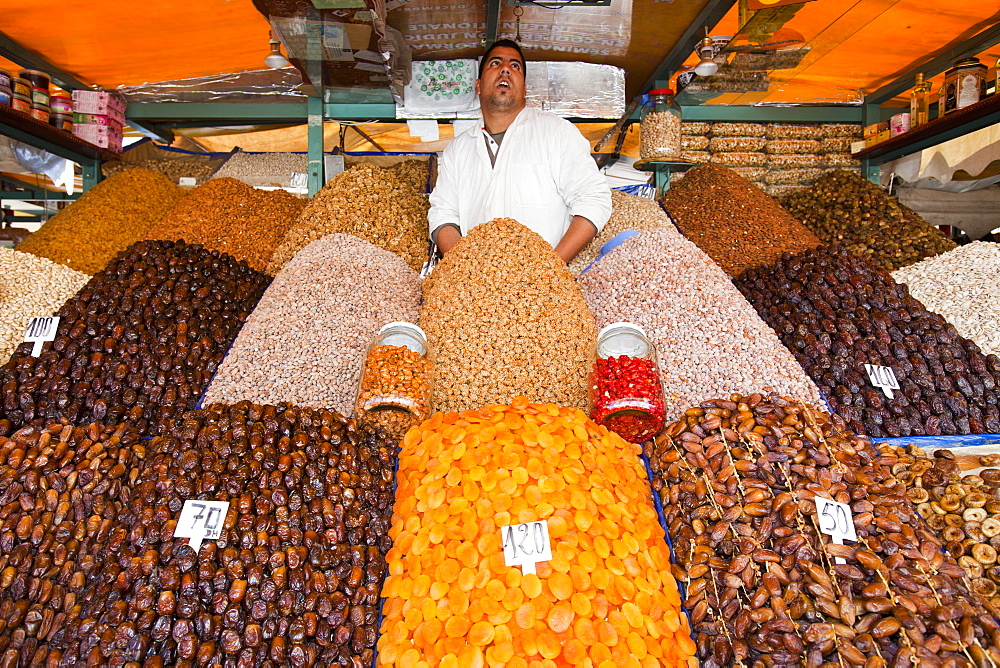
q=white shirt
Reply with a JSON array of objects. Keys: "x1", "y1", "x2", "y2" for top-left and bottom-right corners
[{"x1": 428, "y1": 107, "x2": 612, "y2": 248}]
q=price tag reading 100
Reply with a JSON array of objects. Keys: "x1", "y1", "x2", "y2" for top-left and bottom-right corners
[{"x1": 501, "y1": 520, "x2": 553, "y2": 575}]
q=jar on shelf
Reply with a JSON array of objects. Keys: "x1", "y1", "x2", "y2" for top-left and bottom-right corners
[
  {"x1": 355, "y1": 321, "x2": 433, "y2": 439},
  {"x1": 589, "y1": 322, "x2": 666, "y2": 444},
  {"x1": 942, "y1": 57, "x2": 987, "y2": 114},
  {"x1": 639, "y1": 88, "x2": 683, "y2": 160},
  {"x1": 909, "y1": 72, "x2": 931, "y2": 128}
]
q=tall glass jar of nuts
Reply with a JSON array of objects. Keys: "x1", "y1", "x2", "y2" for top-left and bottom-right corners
[
  {"x1": 356, "y1": 322, "x2": 433, "y2": 439},
  {"x1": 639, "y1": 89, "x2": 683, "y2": 160},
  {"x1": 589, "y1": 322, "x2": 666, "y2": 444}
]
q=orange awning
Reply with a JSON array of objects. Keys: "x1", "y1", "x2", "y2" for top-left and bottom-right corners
[{"x1": 1, "y1": 1, "x2": 272, "y2": 87}]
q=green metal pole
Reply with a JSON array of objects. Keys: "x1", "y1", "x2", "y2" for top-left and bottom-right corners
[
  {"x1": 307, "y1": 96, "x2": 324, "y2": 197},
  {"x1": 860, "y1": 102, "x2": 880, "y2": 185},
  {"x1": 81, "y1": 158, "x2": 101, "y2": 192}
]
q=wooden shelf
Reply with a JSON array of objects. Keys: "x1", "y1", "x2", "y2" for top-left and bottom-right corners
[
  {"x1": 853, "y1": 94, "x2": 1000, "y2": 164},
  {"x1": 0, "y1": 104, "x2": 121, "y2": 162}
]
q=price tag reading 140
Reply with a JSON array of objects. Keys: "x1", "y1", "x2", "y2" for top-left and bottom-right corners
[
  {"x1": 501, "y1": 520, "x2": 553, "y2": 575},
  {"x1": 173, "y1": 500, "x2": 230, "y2": 554},
  {"x1": 865, "y1": 364, "x2": 900, "y2": 399},
  {"x1": 815, "y1": 496, "x2": 857, "y2": 564}
]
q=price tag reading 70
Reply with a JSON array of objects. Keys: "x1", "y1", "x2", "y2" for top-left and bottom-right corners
[
  {"x1": 174, "y1": 500, "x2": 230, "y2": 554},
  {"x1": 501, "y1": 520, "x2": 553, "y2": 575}
]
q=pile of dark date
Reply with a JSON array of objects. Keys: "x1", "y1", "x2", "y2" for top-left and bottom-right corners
[{"x1": 736, "y1": 246, "x2": 1000, "y2": 438}]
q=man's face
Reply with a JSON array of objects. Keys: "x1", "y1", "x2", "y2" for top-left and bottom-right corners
[{"x1": 475, "y1": 46, "x2": 526, "y2": 114}]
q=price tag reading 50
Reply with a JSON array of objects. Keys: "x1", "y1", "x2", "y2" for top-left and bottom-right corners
[
  {"x1": 501, "y1": 520, "x2": 553, "y2": 575},
  {"x1": 815, "y1": 496, "x2": 857, "y2": 563},
  {"x1": 174, "y1": 500, "x2": 230, "y2": 554}
]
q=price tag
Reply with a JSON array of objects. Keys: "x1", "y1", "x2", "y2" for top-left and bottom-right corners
[
  {"x1": 173, "y1": 500, "x2": 230, "y2": 554},
  {"x1": 865, "y1": 364, "x2": 900, "y2": 399},
  {"x1": 815, "y1": 496, "x2": 857, "y2": 563},
  {"x1": 23, "y1": 316, "x2": 60, "y2": 357},
  {"x1": 179, "y1": 177, "x2": 196, "y2": 187},
  {"x1": 501, "y1": 521, "x2": 553, "y2": 575},
  {"x1": 290, "y1": 172, "x2": 308, "y2": 189}
]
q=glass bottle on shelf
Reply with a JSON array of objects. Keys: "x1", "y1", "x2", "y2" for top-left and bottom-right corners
[
  {"x1": 355, "y1": 322, "x2": 433, "y2": 439},
  {"x1": 909, "y1": 73, "x2": 931, "y2": 128},
  {"x1": 639, "y1": 89, "x2": 683, "y2": 160},
  {"x1": 589, "y1": 322, "x2": 666, "y2": 444}
]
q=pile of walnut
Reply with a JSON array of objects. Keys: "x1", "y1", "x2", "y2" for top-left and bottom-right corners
[{"x1": 883, "y1": 444, "x2": 1000, "y2": 607}]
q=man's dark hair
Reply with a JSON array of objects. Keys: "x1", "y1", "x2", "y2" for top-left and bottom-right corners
[{"x1": 478, "y1": 39, "x2": 526, "y2": 79}]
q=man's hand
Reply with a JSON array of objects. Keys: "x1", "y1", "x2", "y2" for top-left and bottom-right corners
[
  {"x1": 436, "y1": 225, "x2": 462, "y2": 254},
  {"x1": 553, "y1": 215, "x2": 598, "y2": 263}
]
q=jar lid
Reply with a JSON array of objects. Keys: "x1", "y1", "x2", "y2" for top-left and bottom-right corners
[
  {"x1": 378, "y1": 321, "x2": 428, "y2": 353},
  {"x1": 379, "y1": 321, "x2": 427, "y2": 339},
  {"x1": 19, "y1": 69, "x2": 49, "y2": 78},
  {"x1": 598, "y1": 321, "x2": 647, "y2": 339},
  {"x1": 597, "y1": 322, "x2": 652, "y2": 358},
  {"x1": 648, "y1": 88, "x2": 674, "y2": 96}
]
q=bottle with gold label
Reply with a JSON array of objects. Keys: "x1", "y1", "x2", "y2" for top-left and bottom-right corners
[{"x1": 910, "y1": 73, "x2": 931, "y2": 128}]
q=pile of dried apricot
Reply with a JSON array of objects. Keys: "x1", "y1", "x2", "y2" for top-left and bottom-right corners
[{"x1": 377, "y1": 397, "x2": 696, "y2": 667}]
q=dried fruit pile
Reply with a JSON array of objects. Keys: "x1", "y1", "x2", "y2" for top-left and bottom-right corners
[
  {"x1": 884, "y1": 445, "x2": 1000, "y2": 609},
  {"x1": 16, "y1": 168, "x2": 184, "y2": 275},
  {"x1": 203, "y1": 234, "x2": 422, "y2": 416},
  {"x1": 659, "y1": 163, "x2": 820, "y2": 276},
  {"x1": 647, "y1": 393, "x2": 1000, "y2": 667},
  {"x1": 568, "y1": 190, "x2": 675, "y2": 276},
  {"x1": 893, "y1": 241, "x2": 1000, "y2": 357},
  {"x1": 268, "y1": 164, "x2": 430, "y2": 273},
  {"x1": 49, "y1": 402, "x2": 396, "y2": 666},
  {"x1": 378, "y1": 398, "x2": 696, "y2": 666},
  {"x1": 0, "y1": 240, "x2": 270, "y2": 437},
  {"x1": 144, "y1": 177, "x2": 306, "y2": 274},
  {"x1": 0, "y1": 248, "x2": 89, "y2": 363},
  {"x1": 735, "y1": 246, "x2": 1000, "y2": 437},
  {"x1": 420, "y1": 218, "x2": 596, "y2": 414},
  {"x1": 578, "y1": 229, "x2": 822, "y2": 421},
  {"x1": 780, "y1": 169, "x2": 956, "y2": 271},
  {"x1": 0, "y1": 422, "x2": 145, "y2": 666}
]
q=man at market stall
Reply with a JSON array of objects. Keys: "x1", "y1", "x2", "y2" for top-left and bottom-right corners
[{"x1": 428, "y1": 39, "x2": 612, "y2": 263}]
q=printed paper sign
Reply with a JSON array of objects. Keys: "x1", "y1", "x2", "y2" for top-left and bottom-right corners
[
  {"x1": 501, "y1": 521, "x2": 553, "y2": 575},
  {"x1": 174, "y1": 500, "x2": 230, "y2": 554},
  {"x1": 23, "y1": 316, "x2": 59, "y2": 357}
]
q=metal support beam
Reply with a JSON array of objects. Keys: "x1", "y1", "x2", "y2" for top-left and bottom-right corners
[
  {"x1": 680, "y1": 105, "x2": 862, "y2": 123},
  {"x1": 640, "y1": 0, "x2": 739, "y2": 94},
  {"x1": 81, "y1": 159, "x2": 101, "y2": 192},
  {"x1": 307, "y1": 97, "x2": 324, "y2": 196},
  {"x1": 485, "y1": 0, "x2": 502, "y2": 45},
  {"x1": 128, "y1": 102, "x2": 312, "y2": 124},
  {"x1": 860, "y1": 103, "x2": 880, "y2": 184},
  {"x1": 866, "y1": 22, "x2": 1000, "y2": 105},
  {"x1": 306, "y1": 16, "x2": 324, "y2": 197}
]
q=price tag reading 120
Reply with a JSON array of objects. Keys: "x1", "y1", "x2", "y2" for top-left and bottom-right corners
[
  {"x1": 173, "y1": 500, "x2": 230, "y2": 554},
  {"x1": 501, "y1": 521, "x2": 553, "y2": 575},
  {"x1": 815, "y1": 496, "x2": 857, "y2": 563}
]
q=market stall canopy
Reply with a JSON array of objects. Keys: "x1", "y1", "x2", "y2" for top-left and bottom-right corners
[
  {"x1": 1, "y1": 0, "x2": 998, "y2": 110},
  {"x1": 0, "y1": 0, "x2": 272, "y2": 87},
  {"x1": 675, "y1": 0, "x2": 1000, "y2": 107}
]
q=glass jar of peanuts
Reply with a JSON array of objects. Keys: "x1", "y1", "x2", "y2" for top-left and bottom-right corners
[
  {"x1": 639, "y1": 88, "x2": 682, "y2": 160},
  {"x1": 355, "y1": 322, "x2": 433, "y2": 439},
  {"x1": 589, "y1": 322, "x2": 666, "y2": 444}
]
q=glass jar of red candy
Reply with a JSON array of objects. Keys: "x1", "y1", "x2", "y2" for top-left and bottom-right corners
[{"x1": 589, "y1": 322, "x2": 666, "y2": 443}]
